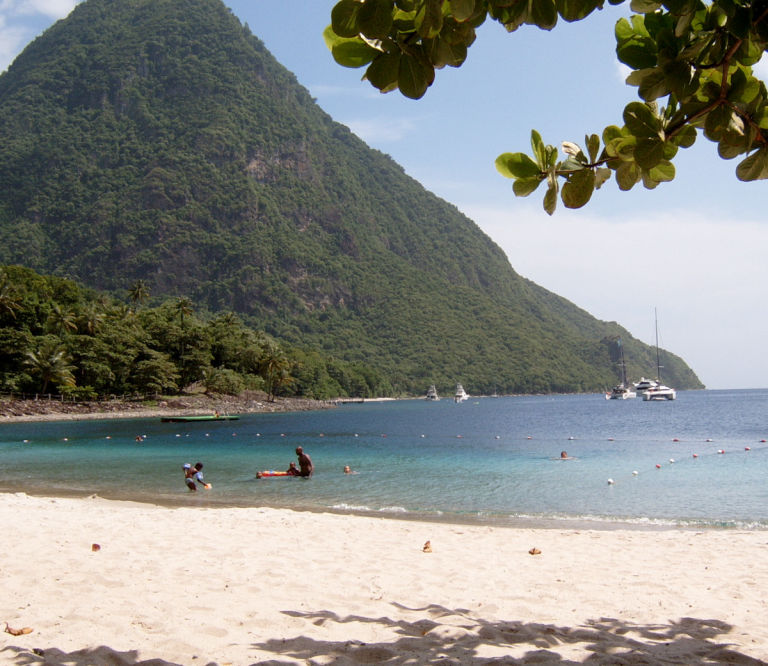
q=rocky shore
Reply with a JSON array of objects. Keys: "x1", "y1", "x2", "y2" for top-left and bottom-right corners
[{"x1": 0, "y1": 390, "x2": 336, "y2": 423}]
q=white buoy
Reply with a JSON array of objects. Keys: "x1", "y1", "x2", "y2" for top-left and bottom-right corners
[
  {"x1": 669, "y1": 458, "x2": 675, "y2": 463},
  {"x1": 607, "y1": 478, "x2": 615, "y2": 485},
  {"x1": 632, "y1": 470, "x2": 638, "y2": 476}
]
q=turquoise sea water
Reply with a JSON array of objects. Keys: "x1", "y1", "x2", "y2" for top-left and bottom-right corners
[{"x1": 2, "y1": 389, "x2": 768, "y2": 528}]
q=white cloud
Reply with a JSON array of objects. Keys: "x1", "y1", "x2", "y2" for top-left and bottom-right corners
[
  {"x1": 344, "y1": 116, "x2": 418, "y2": 143},
  {"x1": 12, "y1": 0, "x2": 80, "y2": 19},
  {"x1": 0, "y1": 0, "x2": 81, "y2": 72},
  {"x1": 0, "y1": 23, "x2": 28, "y2": 72}
]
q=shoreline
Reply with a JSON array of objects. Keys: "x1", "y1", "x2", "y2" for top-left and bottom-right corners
[
  {"x1": 0, "y1": 391, "x2": 337, "y2": 423},
  {"x1": 2, "y1": 492, "x2": 768, "y2": 664},
  {"x1": 1, "y1": 485, "x2": 760, "y2": 533}
]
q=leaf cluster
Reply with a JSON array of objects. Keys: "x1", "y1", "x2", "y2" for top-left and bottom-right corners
[{"x1": 326, "y1": 0, "x2": 768, "y2": 212}]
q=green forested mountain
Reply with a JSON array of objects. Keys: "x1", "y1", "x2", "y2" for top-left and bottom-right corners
[{"x1": 0, "y1": 0, "x2": 703, "y2": 394}]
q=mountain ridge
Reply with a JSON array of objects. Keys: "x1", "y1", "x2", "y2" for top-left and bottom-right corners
[{"x1": 0, "y1": 0, "x2": 703, "y2": 394}]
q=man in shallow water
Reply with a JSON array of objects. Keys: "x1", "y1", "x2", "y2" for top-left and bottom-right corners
[{"x1": 295, "y1": 446, "x2": 313, "y2": 477}]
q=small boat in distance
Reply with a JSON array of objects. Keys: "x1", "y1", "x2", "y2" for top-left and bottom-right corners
[
  {"x1": 161, "y1": 414, "x2": 240, "y2": 422},
  {"x1": 606, "y1": 337, "x2": 636, "y2": 400},
  {"x1": 642, "y1": 308, "x2": 676, "y2": 401},
  {"x1": 643, "y1": 384, "x2": 677, "y2": 400},
  {"x1": 454, "y1": 383, "x2": 469, "y2": 403},
  {"x1": 633, "y1": 377, "x2": 659, "y2": 395},
  {"x1": 425, "y1": 385, "x2": 440, "y2": 401},
  {"x1": 607, "y1": 384, "x2": 636, "y2": 400}
]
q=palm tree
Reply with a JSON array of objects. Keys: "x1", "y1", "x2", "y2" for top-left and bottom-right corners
[
  {"x1": 0, "y1": 271, "x2": 22, "y2": 321},
  {"x1": 45, "y1": 304, "x2": 77, "y2": 336},
  {"x1": 174, "y1": 297, "x2": 194, "y2": 386},
  {"x1": 260, "y1": 343, "x2": 293, "y2": 402},
  {"x1": 77, "y1": 303, "x2": 105, "y2": 336},
  {"x1": 129, "y1": 280, "x2": 150, "y2": 312},
  {"x1": 25, "y1": 339, "x2": 76, "y2": 394}
]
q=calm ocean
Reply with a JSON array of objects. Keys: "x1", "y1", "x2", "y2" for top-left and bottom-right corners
[{"x1": 2, "y1": 389, "x2": 768, "y2": 529}]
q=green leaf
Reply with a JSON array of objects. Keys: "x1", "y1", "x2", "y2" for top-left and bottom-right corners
[
  {"x1": 543, "y1": 183, "x2": 558, "y2": 215},
  {"x1": 615, "y1": 161, "x2": 641, "y2": 190},
  {"x1": 629, "y1": 67, "x2": 670, "y2": 101},
  {"x1": 718, "y1": 133, "x2": 749, "y2": 160},
  {"x1": 736, "y1": 147, "x2": 768, "y2": 181},
  {"x1": 703, "y1": 104, "x2": 734, "y2": 141},
  {"x1": 331, "y1": 0, "x2": 362, "y2": 38},
  {"x1": 398, "y1": 51, "x2": 434, "y2": 98},
  {"x1": 594, "y1": 167, "x2": 612, "y2": 189},
  {"x1": 623, "y1": 102, "x2": 660, "y2": 138},
  {"x1": 415, "y1": 0, "x2": 444, "y2": 38},
  {"x1": 634, "y1": 137, "x2": 664, "y2": 168},
  {"x1": 331, "y1": 39, "x2": 379, "y2": 68},
  {"x1": 664, "y1": 59, "x2": 696, "y2": 99},
  {"x1": 449, "y1": 0, "x2": 477, "y2": 22},
  {"x1": 630, "y1": 0, "x2": 661, "y2": 12},
  {"x1": 555, "y1": 0, "x2": 602, "y2": 22},
  {"x1": 512, "y1": 177, "x2": 543, "y2": 197},
  {"x1": 358, "y1": 0, "x2": 394, "y2": 39},
  {"x1": 530, "y1": 0, "x2": 557, "y2": 30},
  {"x1": 647, "y1": 159, "x2": 675, "y2": 182},
  {"x1": 673, "y1": 125, "x2": 697, "y2": 149},
  {"x1": 495, "y1": 152, "x2": 541, "y2": 179},
  {"x1": 617, "y1": 38, "x2": 658, "y2": 69},
  {"x1": 530, "y1": 130, "x2": 546, "y2": 167},
  {"x1": 586, "y1": 134, "x2": 600, "y2": 162},
  {"x1": 429, "y1": 35, "x2": 468, "y2": 67},
  {"x1": 561, "y1": 168, "x2": 595, "y2": 209},
  {"x1": 366, "y1": 52, "x2": 401, "y2": 91}
]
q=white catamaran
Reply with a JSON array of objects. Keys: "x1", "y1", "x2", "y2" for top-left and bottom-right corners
[{"x1": 642, "y1": 309, "x2": 677, "y2": 401}]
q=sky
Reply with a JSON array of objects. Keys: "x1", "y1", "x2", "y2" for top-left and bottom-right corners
[{"x1": 1, "y1": 1, "x2": 767, "y2": 389}]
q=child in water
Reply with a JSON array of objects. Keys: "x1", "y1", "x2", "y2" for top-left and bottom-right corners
[{"x1": 183, "y1": 462, "x2": 211, "y2": 490}]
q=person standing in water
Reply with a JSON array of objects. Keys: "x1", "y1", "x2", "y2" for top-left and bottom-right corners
[
  {"x1": 295, "y1": 447, "x2": 313, "y2": 477},
  {"x1": 183, "y1": 462, "x2": 211, "y2": 490}
]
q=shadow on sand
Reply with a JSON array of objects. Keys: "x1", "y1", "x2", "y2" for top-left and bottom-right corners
[
  {"x1": 258, "y1": 604, "x2": 766, "y2": 665},
  {"x1": 2, "y1": 605, "x2": 765, "y2": 665}
]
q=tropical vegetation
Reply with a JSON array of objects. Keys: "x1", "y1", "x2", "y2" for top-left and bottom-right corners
[{"x1": 0, "y1": 266, "x2": 388, "y2": 400}]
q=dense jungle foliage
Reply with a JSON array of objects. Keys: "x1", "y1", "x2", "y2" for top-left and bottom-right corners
[
  {"x1": 0, "y1": 266, "x2": 387, "y2": 400},
  {"x1": 0, "y1": 0, "x2": 704, "y2": 394}
]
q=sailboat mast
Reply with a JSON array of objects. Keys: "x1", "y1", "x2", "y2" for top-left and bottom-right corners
[
  {"x1": 654, "y1": 308, "x2": 662, "y2": 383},
  {"x1": 618, "y1": 337, "x2": 628, "y2": 386}
]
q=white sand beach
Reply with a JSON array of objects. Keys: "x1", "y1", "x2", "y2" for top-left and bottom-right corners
[{"x1": 2, "y1": 493, "x2": 768, "y2": 665}]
